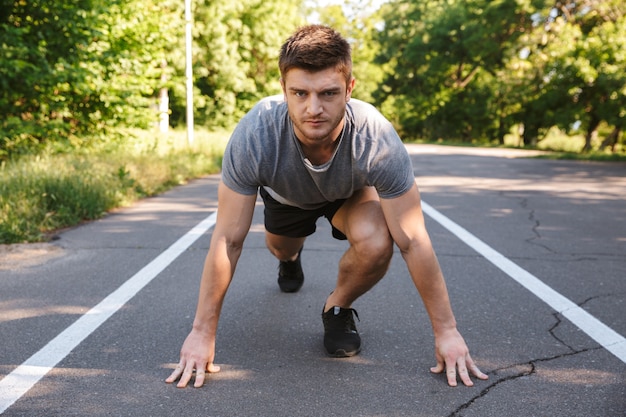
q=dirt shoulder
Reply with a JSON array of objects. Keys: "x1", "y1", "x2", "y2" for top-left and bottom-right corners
[{"x1": 0, "y1": 243, "x2": 65, "y2": 271}]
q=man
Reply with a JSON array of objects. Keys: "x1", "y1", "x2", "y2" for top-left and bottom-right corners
[{"x1": 166, "y1": 24, "x2": 488, "y2": 388}]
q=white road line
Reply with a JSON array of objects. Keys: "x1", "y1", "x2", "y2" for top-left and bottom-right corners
[
  {"x1": 421, "y1": 200, "x2": 626, "y2": 364},
  {"x1": 0, "y1": 212, "x2": 218, "y2": 414}
]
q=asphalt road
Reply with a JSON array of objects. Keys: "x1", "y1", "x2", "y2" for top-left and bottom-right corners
[{"x1": 1, "y1": 144, "x2": 625, "y2": 417}]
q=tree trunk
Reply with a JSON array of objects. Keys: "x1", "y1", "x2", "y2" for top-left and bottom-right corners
[
  {"x1": 599, "y1": 127, "x2": 621, "y2": 152},
  {"x1": 522, "y1": 124, "x2": 538, "y2": 147},
  {"x1": 582, "y1": 116, "x2": 600, "y2": 153},
  {"x1": 496, "y1": 102, "x2": 506, "y2": 145}
]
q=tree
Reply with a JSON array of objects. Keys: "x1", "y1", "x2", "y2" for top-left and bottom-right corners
[
  {"x1": 0, "y1": 0, "x2": 101, "y2": 158},
  {"x1": 88, "y1": 0, "x2": 184, "y2": 131},
  {"x1": 0, "y1": 0, "x2": 184, "y2": 160},
  {"x1": 509, "y1": 0, "x2": 626, "y2": 149},
  {"x1": 169, "y1": 0, "x2": 305, "y2": 129},
  {"x1": 375, "y1": 0, "x2": 543, "y2": 141}
]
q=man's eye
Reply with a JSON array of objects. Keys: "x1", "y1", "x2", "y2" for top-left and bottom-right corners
[
  {"x1": 323, "y1": 91, "x2": 342, "y2": 99},
  {"x1": 295, "y1": 91, "x2": 306, "y2": 97}
]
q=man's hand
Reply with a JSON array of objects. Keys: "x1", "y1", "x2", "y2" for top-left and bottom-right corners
[
  {"x1": 165, "y1": 329, "x2": 221, "y2": 388},
  {"x1": 430, "y1": 328, "x2": 488, "y2": 387}
]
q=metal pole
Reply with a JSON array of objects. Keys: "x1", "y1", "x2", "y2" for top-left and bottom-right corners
[
  {"x1": 185, "y1": 0, "x2": 194, "y2": 145},
  {"x1": 159, "y1": 59, "x2": 169, "y2": 133}
]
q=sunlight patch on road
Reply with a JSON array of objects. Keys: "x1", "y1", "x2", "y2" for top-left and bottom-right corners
[{"x1": 0, "y1": 301, "x2": 87, "y2": 323}]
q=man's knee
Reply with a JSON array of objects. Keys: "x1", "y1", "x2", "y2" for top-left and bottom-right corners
[
  {"x1": 265, "y1": 232, "x2": 304, "y2": 261},
  {"x1": 351, "y1": 222, "x2": 394, "y2": 266}
]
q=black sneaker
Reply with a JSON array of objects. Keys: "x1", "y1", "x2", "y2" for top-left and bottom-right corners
[
  {"x1": 277, "y1": 248, "x2": 304, "y2": 293},
  {"x1": 322, "y1": 306, "x2": 361, "y2": 357}
]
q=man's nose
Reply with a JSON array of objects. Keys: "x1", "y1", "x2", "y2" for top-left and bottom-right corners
[{"x1": 307, "y1": 95, "x2": 323, "y2": 115}]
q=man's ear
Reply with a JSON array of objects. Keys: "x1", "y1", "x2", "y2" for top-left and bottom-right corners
[
  {"x1": 346, "y1": 77, "x2": 356, "y2": 101},
  {"x1": 280, "y1": 77, "x2": 287, "y2": 100}
]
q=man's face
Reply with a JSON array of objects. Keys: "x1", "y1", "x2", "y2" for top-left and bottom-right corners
[{"x1": 281, "y1": 67, "x2": 355, "y2": 145}]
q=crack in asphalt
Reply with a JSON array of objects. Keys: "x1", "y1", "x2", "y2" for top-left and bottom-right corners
[
  {"x1": 447, "y1": 346, "x2": 602, "y2": 417},
  {"x1": 447, "y1": 361, "x2": 534, "y2": 417},
  {"x1": 519, "y1": 197, "x2": 557, "y2": 254},
  {"x1": 547, "y1": 313, "x2": 575, "y2": 351},
  {"x1": 448, "y1": 292, "x2": 619, "y2": 417}
]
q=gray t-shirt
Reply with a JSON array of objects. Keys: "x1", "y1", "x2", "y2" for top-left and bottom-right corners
[{"x1": 221, "y1": 95, "x2": 415, "y2": 210}]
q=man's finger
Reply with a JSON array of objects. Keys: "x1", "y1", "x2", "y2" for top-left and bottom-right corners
[
  {"x1": 457, "y1": 363, "x2": 474, "y2": 387},
  {"x1": 177, "y1": 366, "x2": 195, "y2": 388},
  {"x1": 466, "y1": 355, "x2": 489, "y2": 380},
  {"x1": 165, "y1": 364, "x2": 184, "y2": 384},
  {"x1": 208, "y1": 363, "x2": 221, "y2": 373},
  {"x1": 430, "y1": 360, "x2": 445, "y2": 374},
  {"x1": 194, "y1": 370, "x2": 206, "y2": 388},
  {"x1": 446, "y1": 362, "x2": 458, "y2": 387},
  {"x1": 193, "y1": 362, "x2": 221, "y2": 388}
]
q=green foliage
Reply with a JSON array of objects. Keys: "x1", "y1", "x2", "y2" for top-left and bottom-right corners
[
  {"x1": 87, "y1": 0, "x2": 184, "y2": 129},
  {"x1": 0, "y1": 0, "x2": 185, "y2": 160},
  {"x1": 168, "y1": 0, "x2": 305, "y2": 129},
  {"x1": 0, "y1": 129, "x2": 228, "y2": 243},
  {"x1": 375, "y1": 0, "x2": 626, "y2": 152},
  {"x1": 500, "y1": 0, "x2": 626, "y2": 148},
  {"x1": 375, "y1": 0, "x2": 544, "y2": 141},
  {"x1": 1, "y1": 0, "x2": 96, "y2": 157}
]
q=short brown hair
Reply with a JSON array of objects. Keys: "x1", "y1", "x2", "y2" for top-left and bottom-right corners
[{"x1": 279, "y1": 25, "x2": 352, "y2": 85}]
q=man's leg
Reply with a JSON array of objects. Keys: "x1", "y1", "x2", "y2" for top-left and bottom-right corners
[
  {"x1": 265, "y1": 233, "x2": 305, "y2": 262},
  {"x1": 266, "y1": 233, "x2": 306, "y2": 293},
  {"x1": 320, "y1": 187, "x2": 393, "y2": 356},
  {"x1": 325, "y1": 187, "x2": 394, "y2": 310}
]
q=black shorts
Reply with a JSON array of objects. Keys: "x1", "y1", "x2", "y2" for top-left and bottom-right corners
[{"x1": 259, "y1": 187, "x2": 347, "y2": 240}]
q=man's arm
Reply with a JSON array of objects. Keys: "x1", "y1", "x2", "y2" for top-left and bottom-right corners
[
  {"x1": 166, "y1": 182, "x2": 257, "y2": 388},
  {"x1": 380, "y1": 183, "x2": 488, "y2": 387}
]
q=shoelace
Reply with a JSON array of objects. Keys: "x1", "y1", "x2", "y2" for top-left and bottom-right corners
[{"x1": 326, "y1": 307, "x2": 360, "y2": 332}]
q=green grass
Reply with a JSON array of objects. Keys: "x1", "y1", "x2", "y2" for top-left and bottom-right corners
[
  {"x1": 526, "y1": 128, "x2": 626, "y2": 161},
  {"x1": 0, "y1": 129, "x2": 229, "y2": 244}
]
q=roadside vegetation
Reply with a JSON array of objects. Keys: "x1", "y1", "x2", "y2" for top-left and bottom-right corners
[
  {"x1": 0, "y1": 130, "x2": 228, "y2": 243},
  {"x1": 412, "y1": 126, "x2": 626, "y2": 161},
  {"x1": 523, "y1": 129, "x2": 626, "y2": 161}
]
